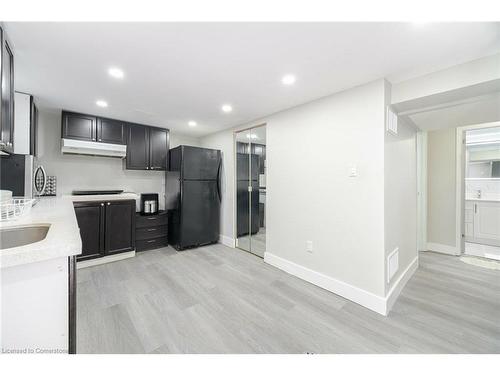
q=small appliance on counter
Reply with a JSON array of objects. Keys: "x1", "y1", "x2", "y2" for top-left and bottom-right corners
[
  {"x1": 141, "y1": 193, "x2": 159, "y2": 215},
  {"x1": 0, "y1": 154, "x2": 46, "y2": 198},
  {"x1": 42, "y1": 176, "x2": 57, "y2": 196}
]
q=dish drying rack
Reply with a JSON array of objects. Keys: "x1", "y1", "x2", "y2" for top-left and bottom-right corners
[{"x1": 0, "y1": 198, "x2": 37, "y2": 222}]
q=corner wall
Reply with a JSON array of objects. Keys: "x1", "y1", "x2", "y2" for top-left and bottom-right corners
[
  {"x1": 426, "y1": 128, "x2": 458, "y2": 253},
  {"x1": 384, "y1": 112, "x2": 418, "y2": 304},
  {"x1": 201, "y1": 79, "x2": 389, "y2": 311}
]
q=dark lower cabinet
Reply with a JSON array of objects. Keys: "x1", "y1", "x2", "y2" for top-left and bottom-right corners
[
  {"x1": 74, "y1": 199, "x2": 135, "y2": 261},
  {"x1": 73, "y1": 201, "x2": 105, "y2": 261},
  {"x1": 105, "y1": 200, "x2": 135, "y2": 255},
  {"x1": 135, "y1": 211, "x2": 168, "y2": 251}
]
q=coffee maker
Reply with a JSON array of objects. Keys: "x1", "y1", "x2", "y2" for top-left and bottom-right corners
[{"x1": 140, "y1": 193, "x2": 158, "y2": 215}]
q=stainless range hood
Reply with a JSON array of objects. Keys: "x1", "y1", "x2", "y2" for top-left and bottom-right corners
[{"x1": 61, "y1": 138, "x2": 127, "y2": 158}]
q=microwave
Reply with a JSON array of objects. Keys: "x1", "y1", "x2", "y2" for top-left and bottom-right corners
[{"x1": 0, "y1": 154, "x2": 47, "y2": 198}]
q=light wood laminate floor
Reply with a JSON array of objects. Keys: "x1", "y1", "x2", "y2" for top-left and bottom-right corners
[{"x1": 77, "y1": 246, "x2": 500, "y2": 354}]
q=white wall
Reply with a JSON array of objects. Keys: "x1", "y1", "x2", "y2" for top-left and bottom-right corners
[
  {"x1": 427, "y1": 127, "x2": 457, "y2": 248},
  {"x1": 391, "y1": 53, "x2": 500, "y2": 105},
  {"x1": 169, "y1": 133, "x2": 201, "y2": 149},
  {"x1": 201, "y1": 79, "x2": 388, "y2": 298},
  {"x1": 37, "y1": 109, "x2": 165, "y2": 207},
  {"x1": 384, "y1": 115, "x2": 417, "y2": 294}
]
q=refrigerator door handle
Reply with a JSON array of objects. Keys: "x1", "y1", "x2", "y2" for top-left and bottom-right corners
[{"x1": 216, "y1": 157, "x2": 222, "y2": 202}]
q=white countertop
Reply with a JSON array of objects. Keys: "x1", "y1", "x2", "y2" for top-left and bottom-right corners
[{"x1": 0, "y1": 197, "x2": 82, "y2": 269}]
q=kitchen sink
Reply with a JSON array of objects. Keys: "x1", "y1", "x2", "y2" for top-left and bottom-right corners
[{"x1": 0, "y1": 225, "x2": 50, "y2": 250}]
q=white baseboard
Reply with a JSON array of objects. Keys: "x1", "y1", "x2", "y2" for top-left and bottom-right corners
[
  {"x1": 385, "y1": 256, "x2": 418, "y2": 312},
  {"x1": 76, "y1": 251, "x2": 136, "y2": 269},
  {"x1": 219, "y1": 235, "x2": 236, "y2": 248},
  {"x1": 465, "y1": 242, "x2": 500, "y2": 260},
  {"x1": 264, "y1": 252, "x2": 388, "y2": 315},
  {"x1": 426, "y1": 242, "x2": 459, "y2": 255}
]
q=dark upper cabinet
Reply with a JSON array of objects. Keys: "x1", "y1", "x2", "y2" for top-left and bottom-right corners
[
  {"x1": 0, "y1": 26, "x2": 15, "y2": 154},
  {"x1": 149, "y1": 127, "x2": 168, "y2": 170},
  {"x1": 126, "y1": 124, "x2": 168, "y2": 171},
  {"x1": 105, "y1": 200, "x2": 135, "y2": 255},
  {"x1": 97, "y1": 117, "x2": 126, "y2": 144},
  {"x1": 126, "y1": 123, "x2": 150, "y2": 169},
  {"x1": 62, "y1": 111, "x2": 97, "y2": 141},
  {"x1": 74, "y1": 201, "x2": 105, "y2": 261},
  {"x1": 74, "y1": 199, "x2": 135, "y2": 261}
]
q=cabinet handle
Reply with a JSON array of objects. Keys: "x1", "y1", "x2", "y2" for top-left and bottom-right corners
[
  {"x1": 147, "y1": 217, "x2": 158, "y2": 220},
  {"x1": 474, "y1": 204, "x2": 477, "y2": 214},
  {"x1": 147, "y1": 228, "x2": 157, "y2": 231},
  {"x1": 147, "y1": 239, "x2": 157, "y2": 243}
]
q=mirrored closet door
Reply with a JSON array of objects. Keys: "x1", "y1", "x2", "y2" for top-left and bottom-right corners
[{"x1": 235, "y1": 125, "x2": 266, "y2": 257}]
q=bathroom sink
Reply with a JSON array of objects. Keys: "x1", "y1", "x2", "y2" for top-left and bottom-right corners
[{"x1": 0, "y1": 225, "x2": 50, "y2": 250}]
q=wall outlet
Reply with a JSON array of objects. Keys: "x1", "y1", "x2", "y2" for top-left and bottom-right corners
[{"x1": 306, "y1": 240, "x2": 313, "y2": 253}]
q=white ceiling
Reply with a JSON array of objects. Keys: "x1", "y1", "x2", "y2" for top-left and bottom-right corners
[
  {"x1": 409, "y1": 94, "x2": 500, "y2": 131},
  {"x1": 5, "y1": 22, "x2": 500, "y2": 137}
]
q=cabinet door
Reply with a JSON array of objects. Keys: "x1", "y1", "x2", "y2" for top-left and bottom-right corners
[
  {"x1": 74, "y1": 202, "x2": 105, "y2": 261},
  {"x1": 97, "y1": 117, "x2": 126, "y2": 144},
  {"x1": 149, "y1": 127, "x2": 168, "y2": 170},
  {"x1": 473, "y1": 202, "x2": 500, "y2": 241},
  {"x1": 62, "y1": 111, "x2": 97, "y2": 141},
  {"x1": 126, "y1": 124, "x2": 149, "y2": 170},
  {"x1": 0, "y1": 29, "x2": 15, "y2": 153},
  {"x1": 105, "y1": 200, "x2": 135, "y2": 255}
]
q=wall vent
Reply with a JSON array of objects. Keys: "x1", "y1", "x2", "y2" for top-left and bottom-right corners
[
  {"x1": 387, "y1": 247, "x2": 399, "y2": 283},
  {"x1": 386, "y1": 107, "x2": 398, "y2": 135}
]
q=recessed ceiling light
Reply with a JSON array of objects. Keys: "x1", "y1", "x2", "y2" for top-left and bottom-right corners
[
  {"x1": 108, "y1": 67, "x2": 124, "y2": 79},
  {"x1": 188, "y1": 121, "x2": 197, "y2": 127},
  {"x1": 96, "y1": 100, "x2": 108, "y2": 108},
  {"x1": 282, "y1": 74, "x2": 296, "y2": 85},
  {"x1": 221, "y1": 104, "x2": 233, "y2": 113}
]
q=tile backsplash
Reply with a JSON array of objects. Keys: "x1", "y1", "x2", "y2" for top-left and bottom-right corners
[{"x1": 466, "y1": 178, "x2": 500, "y2": 201}]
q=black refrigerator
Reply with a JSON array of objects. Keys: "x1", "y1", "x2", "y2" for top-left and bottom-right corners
[
  {"x1": 166, "y1": 146, "x2": 222, "y2": 250},
  {"x1": 236, "y1": 152, "x2": 260, "y2": 237}
]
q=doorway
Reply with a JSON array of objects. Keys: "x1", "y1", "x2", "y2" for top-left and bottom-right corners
[
  {"x1": 460, "y1": 123, "x2": 500, "y2": 260},
  {"x1": 234, "y1": 124, "x2": 266, "y2": 257}
]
